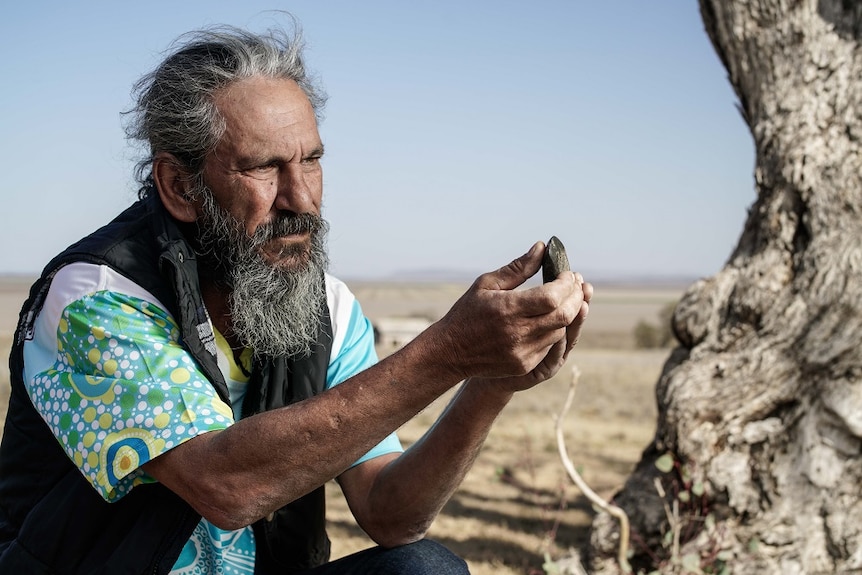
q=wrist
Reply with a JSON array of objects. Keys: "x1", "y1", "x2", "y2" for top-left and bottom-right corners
[
  {"x1": 410, "y1": 318, "x2": 470, "y2": 383},
  {"x1": 462, "y1": 378, "x2": 515, "y2": 410}
]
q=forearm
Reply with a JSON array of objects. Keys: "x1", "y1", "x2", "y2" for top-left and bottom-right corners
[
  {"x1": 349, "y1": 379, "x2": 513, "y2": 546},
  {"x1": 145, "y1": 328, "x2": 463, "y2": 530},
  {"x1": 146, "y1": 244, "x2": 586, "y2": 531}
]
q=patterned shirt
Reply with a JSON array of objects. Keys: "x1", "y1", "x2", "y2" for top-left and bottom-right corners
[{"x1": 22, "y1": 262, "x2": 402, "y2": 574}]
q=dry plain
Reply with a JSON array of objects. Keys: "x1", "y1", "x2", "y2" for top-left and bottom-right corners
[{"x1": 0, "y1": 275, "x2": 685, "y2": 574}]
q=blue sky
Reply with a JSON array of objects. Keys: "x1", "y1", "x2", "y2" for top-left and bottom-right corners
[{"x1": 1, "y1": 1, "x2": 755, "y2": 282}]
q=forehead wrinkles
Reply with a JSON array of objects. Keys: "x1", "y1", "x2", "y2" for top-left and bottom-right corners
[{"x1": 213, "y1": 76, "x2": 317, "y2": 157}]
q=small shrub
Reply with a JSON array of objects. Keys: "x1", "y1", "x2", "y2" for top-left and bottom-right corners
[
  {"x1": 634, "y1": 321, "x2": 662, "y2": 348},
  {"x1": 633, "y1": 302, "x2": 677, "y2": 349}
]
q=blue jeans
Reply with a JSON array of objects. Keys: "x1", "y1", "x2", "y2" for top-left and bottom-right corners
[{"x1": 295, "y1": 539, "x2": 470, "y2": 574}]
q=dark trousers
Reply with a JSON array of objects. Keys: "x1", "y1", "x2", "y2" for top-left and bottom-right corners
[{"x1": 295, "y1": 539, "x2": 470, "y2": 575}]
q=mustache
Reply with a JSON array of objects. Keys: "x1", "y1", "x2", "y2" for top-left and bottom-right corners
[{"x1": 252, "y1": 212, "x2": 327, "y2": 243}]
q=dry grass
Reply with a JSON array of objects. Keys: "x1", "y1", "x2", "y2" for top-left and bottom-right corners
[
  {"x1": 0, "y1": 276, "x2": 683, "y2": 574},
  {"x1": 325, "y1": 348, "x2": 667, "y2": 575}
]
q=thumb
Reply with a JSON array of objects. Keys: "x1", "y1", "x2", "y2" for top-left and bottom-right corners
[{"x1": 481, "y1": 241, "x2": 544, "y2": 291}]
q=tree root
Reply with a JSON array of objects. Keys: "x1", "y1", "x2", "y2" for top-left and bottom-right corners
[{"x1": 556, "y1": 365, "x2": 632, "y2": 574}]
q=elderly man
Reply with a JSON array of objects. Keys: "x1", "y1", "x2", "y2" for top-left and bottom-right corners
[{"x1": 0, "y1": 24, "x2": 591, "y2": 575}]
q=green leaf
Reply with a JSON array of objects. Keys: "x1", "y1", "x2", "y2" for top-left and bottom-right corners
[
  {"x1": 681, "y1": 465, "x2": 692, "y2": 484},
  {"x1": 692, "y1": 480, "x2": 705, "y2": 497},
  {"x1": 542, "y1": 552, "x2": 561, "y2": 574},
  {"x1": 662, "y1": 529, "x2": 674, "y2": 547},
  {"x1": 655, "y1": 452, "x2": 675, "y2": 473},
  {"x1": 681, "y1": 552, "x2": 703, "y2": 573},
  {"x1": 716, "y1": 550, "x2": 734, "y2": 561},
  {"x1": 704, "y1": 513, "x2": 716, "y2": 532}
]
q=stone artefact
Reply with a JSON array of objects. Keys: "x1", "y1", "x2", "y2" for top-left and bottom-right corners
[{"x1": 542, "y1": 236, "x2": 570, "y2": 283}]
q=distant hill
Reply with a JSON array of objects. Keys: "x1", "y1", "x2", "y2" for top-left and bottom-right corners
[
  {"x1": 341, "y1": 267, "x2": 700, "y2": 289},
  {"x1": 0, "y1": 269, "x2": 702, "y2": 290}
]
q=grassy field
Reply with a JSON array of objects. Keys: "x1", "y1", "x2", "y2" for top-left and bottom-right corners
[{"x1": 0, "y1": 276, "x2": 684, "y2": 574}]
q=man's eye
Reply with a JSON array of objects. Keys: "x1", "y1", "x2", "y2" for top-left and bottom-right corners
[
  {"x1": 244, "y1": 164, "x2": 277, "y2": 175},
  {"x1": 240, "y1": 164, "x2": 278, "y2": 180}
]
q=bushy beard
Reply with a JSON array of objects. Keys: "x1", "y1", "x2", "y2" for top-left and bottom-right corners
[{"x1": 191, "y1": 186, "x2": 330, "y2": 359}]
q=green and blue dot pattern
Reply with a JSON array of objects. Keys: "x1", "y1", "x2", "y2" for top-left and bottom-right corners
[{"x1": 26, "y1": 290, "x2": 234, "y2": 502}]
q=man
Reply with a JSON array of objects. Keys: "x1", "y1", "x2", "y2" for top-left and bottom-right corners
[{"x1": 0, "y1": 24, "x2": 591, "y2": 575}]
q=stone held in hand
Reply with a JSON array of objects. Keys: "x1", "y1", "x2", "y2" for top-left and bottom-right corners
[{"x1": 542, "y1": 236, "x2": 571, "y2": 283}]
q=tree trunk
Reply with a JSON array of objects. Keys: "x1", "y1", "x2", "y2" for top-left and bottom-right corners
[{"x1": 588, "y1": 1, "x2": 862, "y2": 573}]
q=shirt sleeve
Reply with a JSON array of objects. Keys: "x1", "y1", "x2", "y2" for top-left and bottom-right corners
[
  {"x1": 24, "y1": 276, "x2": 233, "y2": 503},
  {"x1": 326, "y1": 276, "x2": 403, "y2": 466}
]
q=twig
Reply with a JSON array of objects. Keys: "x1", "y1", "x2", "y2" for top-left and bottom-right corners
[
  {"x1": 555, "y1": 366, "x2": 632, "y2": 573},
  {"x1": 654, "y1": 477, "x2": 682, "y2": 569},
  {"x1": 672, "y1": 499, "x2": 680, "y2": 562}
]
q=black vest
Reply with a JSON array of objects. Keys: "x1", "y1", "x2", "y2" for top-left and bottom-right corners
[{"x1": 0, "y1": 197, "x2": 333, "y2": 574}]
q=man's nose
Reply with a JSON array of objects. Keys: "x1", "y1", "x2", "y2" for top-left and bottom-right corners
[{"x1": 274, "y1": 164, "x2": 320, "y2": 213}]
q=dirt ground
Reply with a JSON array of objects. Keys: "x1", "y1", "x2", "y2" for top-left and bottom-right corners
[{"x1": 0, "y1": 276, "x2": 683, "y2": 574}]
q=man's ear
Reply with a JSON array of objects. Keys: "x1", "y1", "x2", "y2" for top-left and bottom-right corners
[{"x1": 152, "y1": 153, "x2": 199, "y2": 223}]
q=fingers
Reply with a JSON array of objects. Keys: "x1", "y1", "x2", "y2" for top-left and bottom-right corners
[
  {"x1": 440, "y1": 243, "x2": 592, "y2": 380},
  {"x1": 510, "y1": 272, "x2": 589, "y2": 365},
  {"x1": 529, "y1": 338, "x2": 568, "y2": 384},
  {"x1": 563, "y1": 274, "x2": 592, "y2": 357},
  {"x1": 477, "y1": 241, "x2": 544, "y2": 291},
  {"x1": 491, "y1": 262, "x2": 590, "y2": 346},
  {"x1": 581, "y1": 276, "x2": 594, "y2": 304}
]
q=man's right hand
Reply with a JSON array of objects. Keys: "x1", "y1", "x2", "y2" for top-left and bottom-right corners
[{"x1": 425, "y1": 241, "x2": 591, "y2": 384}]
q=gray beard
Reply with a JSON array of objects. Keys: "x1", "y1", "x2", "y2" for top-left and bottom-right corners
[{"x1": 191, "y1": 187, "x2": 330, "y2": 359}]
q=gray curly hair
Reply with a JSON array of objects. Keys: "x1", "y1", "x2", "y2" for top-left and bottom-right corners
[{"x1": 125, "y1": 22, "x2": 327, "y2": 199}]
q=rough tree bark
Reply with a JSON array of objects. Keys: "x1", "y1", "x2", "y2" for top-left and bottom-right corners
[{"x1": 588, "y1": 1, "x2": 862, "y2": 573}]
